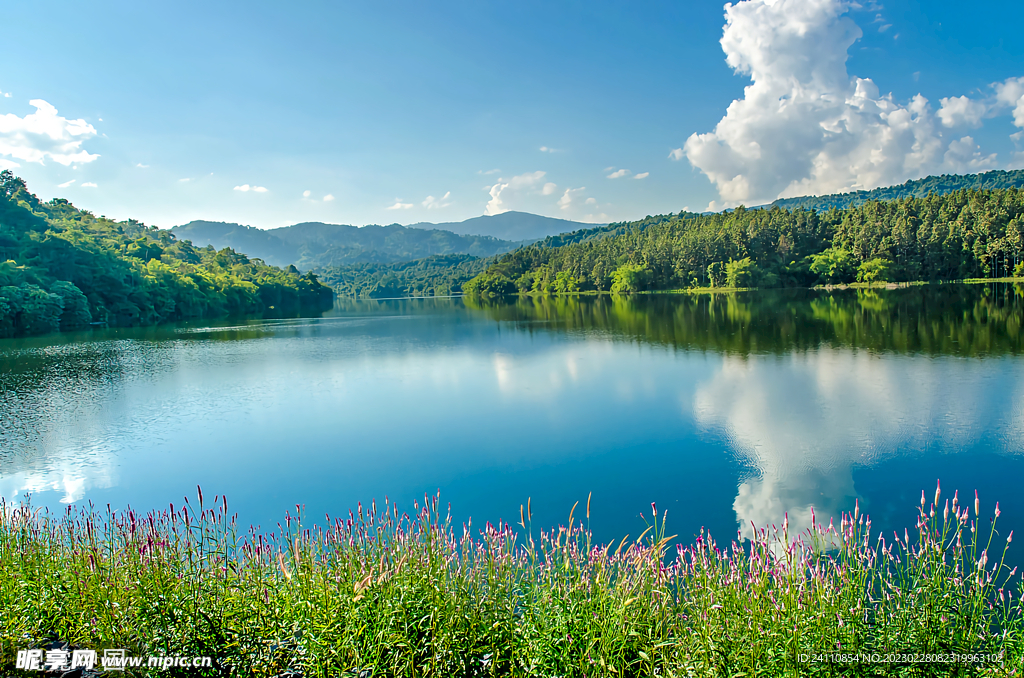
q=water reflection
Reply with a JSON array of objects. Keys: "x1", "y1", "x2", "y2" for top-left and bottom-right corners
[
  {"x1": 1, "y1": 284, "x2": 1023, "y2": 552},
  {"x1": 693, "y1": 351, "x2": 1024, "y2": 537}
]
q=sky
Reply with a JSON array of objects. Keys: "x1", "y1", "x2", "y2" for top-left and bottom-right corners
[{"x1": 1, "y1": 0, "x2": 1023, "y2": 229}]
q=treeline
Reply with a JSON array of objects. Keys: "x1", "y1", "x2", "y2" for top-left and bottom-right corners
[
  {"x1": 314, "y1": 254, "x2": 491, "y2": 298},
  {"x1": 0, "y1": 172, "x2": 334, "y2": 338},
  {"x1": 772, "y1": 169, "x2": 1024, "y2": 211},
  {"x1": 464, "y1": 188, "x2": 1024, "y2": 295}
]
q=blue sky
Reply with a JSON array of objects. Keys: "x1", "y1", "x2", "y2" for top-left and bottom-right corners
[{"x1": 1, "y1": 0, "x2": 1023, "y2": 229}]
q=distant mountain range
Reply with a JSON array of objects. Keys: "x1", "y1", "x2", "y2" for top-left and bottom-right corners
[
  {"x1": 169, "y1": 212, "x2": 599, "y2": 270},
  {"x1": 407, "y1": 211, "x2": 603, "y2": 241},
  {"x1": 769, "y1": 169, "x2": 1024, "y2": 211}
]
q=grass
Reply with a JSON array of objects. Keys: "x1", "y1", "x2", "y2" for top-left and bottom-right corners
[{"x1": 1, "y1": 486, "x2": 1021, "y2": 677}]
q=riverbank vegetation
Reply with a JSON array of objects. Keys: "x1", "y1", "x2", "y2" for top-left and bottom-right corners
[
  {"x1": 464, "y1": 187, "x2": 1024, "y2": 297},
  {"x1": 1, "y1": 488, "x2": 1020, "y2": 676},
  {"x1": 0, "y1": 172, "x2": 334, "y2": 338}
]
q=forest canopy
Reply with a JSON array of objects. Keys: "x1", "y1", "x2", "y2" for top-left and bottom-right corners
[
  {"x1": 464, "y1": 187, "x2": 1024, "y2": 295},
  {"x1": 0, "y1": 172, "x2": 333, "y2": 338}
]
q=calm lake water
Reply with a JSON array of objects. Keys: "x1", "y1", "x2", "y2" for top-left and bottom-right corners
[{"x1": 2, "y1": 284, "x2": 1023, "y2": 557}]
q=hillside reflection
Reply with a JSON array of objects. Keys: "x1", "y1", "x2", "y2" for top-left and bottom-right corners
[{"x1": 466, "y1": 283, "x2": 1024, "y2": 356}]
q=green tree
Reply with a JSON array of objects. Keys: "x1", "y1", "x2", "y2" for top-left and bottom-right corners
[
  {"x1": 610, "y1": 263, "x2": 649, "y2": 294},
  {"x1": 810, "y1": 247, "x2": 857, "y2": 284},
  {"x1": 857, "y1": 258, "x2": 893, "y2": 283}
]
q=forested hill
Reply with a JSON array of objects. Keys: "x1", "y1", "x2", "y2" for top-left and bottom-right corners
[
  {"x1": 463, "y1": 187, "x2": 1024, "y2": 295},
  {"x1": 315, "y1": 254, "x2": 491, "y2": 298},
  {"x1": 0, "y1": 172, "x2": 333, "y2": 339},
  {"x1": 170, "y1": 220, "x2": 521, "y2": 270},
  {"x1": 771, "y1": 169, "x2": 1024, "y2": 211}
]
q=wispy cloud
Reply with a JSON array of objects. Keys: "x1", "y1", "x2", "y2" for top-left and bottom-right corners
[
  {"x1": 422, "y1": 191, "x2": 451, "y2": 209},
  {"x1": 136, "y1": 163, "x2": 149, "y2": 168},
  {"x1": 635, "y1": 172, "x2": 650, "y2": 180},
  {"x1": 323, "y1": 194, "x2": 335, "y2": 202},
  {"x1": 386, "y1": 199, "x2": 413, "y2": 210},
  {"x1": 302, "y1": 190, "x2": 311, "y2": 198},
  {"x1": 485, "y1": 171, "x2": 547, "y2": 215},
  {"x1": 57, "y1": 179, "x2": 75, "y2": 188},
  {"x1": 606, "y1": 169, "x2": 630, "y2": 179},
  {"x1": 478, "y1": 169, "x2": 501, "y2": 175},
  {"x1": 234, "y1": 184, "x2": 268, "y2": 193},
  {"x1": 81, "y1": 182, "x2": 97, "y2": 188},
  {"x1": 668, "y1": 148, "x2": 685, "y2": 161},
  {"x1": 542, "y1": 182, "x2": 558, "y2": 195},
  {"x1": 0, "y1": 99, "x2": 99, "y2": 166},
  {"x1": 178, "y1": 177, "x2": 192, "y2": 183},
  {"x1": 0, "y1": 91, "x2": 11, "y2": 98},
  {"x1": 539, "y1": 146, "x2": 560, "y2": 153}
]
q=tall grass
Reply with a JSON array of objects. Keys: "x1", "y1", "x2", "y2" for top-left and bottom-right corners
[{"x1": 1, "y1": 485, "x2": 1020, "y2": 677}]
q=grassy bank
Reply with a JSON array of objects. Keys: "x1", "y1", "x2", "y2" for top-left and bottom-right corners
[{"x1": 1, "y1": 488, "x2": 1021, "y2": 677}]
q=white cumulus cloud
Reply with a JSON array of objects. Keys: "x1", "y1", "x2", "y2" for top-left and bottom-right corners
[
  {"x1": 634, "y1": 172, "x2": 650, "y2": 180},
  {"x1": 386, "y1": 199, "x2": 413, "y2": 210},
  {"x1": 995, "y1": 77, "x2": 1024, "y2": 129},
  {"x1": 668, "y1": 148, "x2": 685, "y2": 161},
  {"x1": 944, "y1": 136, "x2": 997, "y2": 172},
  {"x1": 302, "y1": 190, "x2": 311, "y2": 198},
  {"x1": 484, "y1": 171, "x2": 547, "y2": 215},
  {"x1": 680, "y1": 0, "x2": 1024, "y2": 208},
  {"x1": 422, "y1": 191, "x2": 451, "y2": 209},
  {"x1": 323, "y1": 194, "x2": 335, "y2": 202},
  {"x1": 0, "y1": 99, "x2": 99, "y2": 166},
  {"x1": 607, "y1": 169, "x2": 630, "y2": 179},
  {"x1": 542, "y1": 182, "x2": 558, "y2": 195},
  {"x1": 234, "y1": 184, "x2": 268, "y2": 193},
  {"x1": 557, "y1": 187, "x2": 585, "y2": 211},
  {"x1": 937, "y1": 95, "x2": 986, "y2": 128},
  {"x1": 81, "y1": 182, "x2": 97, "y2": 188}
]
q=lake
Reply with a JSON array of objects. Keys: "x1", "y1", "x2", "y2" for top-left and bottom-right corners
[{"x1": 2, "y1": 284, "x2": 1023, "y2": 558}]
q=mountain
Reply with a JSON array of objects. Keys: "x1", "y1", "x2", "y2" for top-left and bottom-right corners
[
  {"x1": 407, "y1": 211, "x2": 603, "y2": 241},
  {"x1": 169, "y1": 220, "x2": 522, "y2": 270},
  {"x1": 770, "y1": 169, "x2": 1024, "y2": 211}
]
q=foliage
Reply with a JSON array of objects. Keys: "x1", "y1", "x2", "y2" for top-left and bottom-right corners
[
  {"x1": 461, "y1": 272, "x2": 516, "y2": 297},
  {"x1": 0, "y1": 489, "x2": 1020, "y2": 676},
  {"x1": 772, "y1": 168, "x2": 1024, "y2": 211},
  {"x1": 858, "y1": 258, "x2": 894, "y2": 283},
  {"x1": 0, "y1": 172, "x2": 334, "y2": 338},
  {"x1": 610, "y1": 263, "x2": 649, "y2": 294},
  {"x1": 809, "y1": 247, "x2": 857, "y2": 285},
  {"x1": 464, "y1": 187, "x2": 1024, "y2": 293},
  {"x1": 314, "y1": 254, "x2": 491, "y2": 298}
]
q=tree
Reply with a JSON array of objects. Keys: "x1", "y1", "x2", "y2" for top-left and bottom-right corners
[
  {"x1": 857, "y1": 258, "x2": 893, "y2": 283},
  {"x1": 810, "y1": 247, "x2": 857, "y2": 284},
  {"x1": 610, "y1": 263, "x2": 649, "y2": 294}
]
